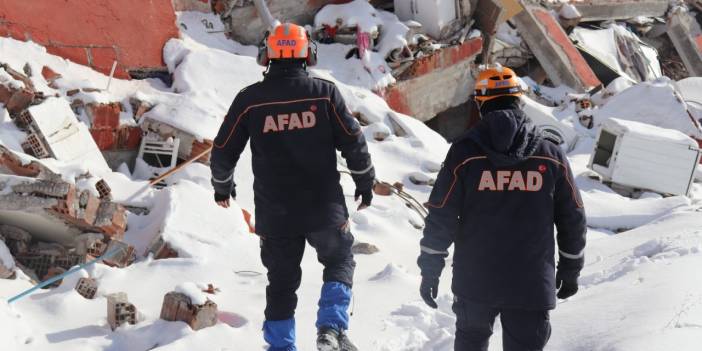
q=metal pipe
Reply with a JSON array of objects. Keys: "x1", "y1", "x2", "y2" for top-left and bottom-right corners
[
  {"x1": 253, "y1": 0, "x2": 281, "y2": 30},
  {"x1": 149, "y1": 145, "x2": 213, "y2": 186}
]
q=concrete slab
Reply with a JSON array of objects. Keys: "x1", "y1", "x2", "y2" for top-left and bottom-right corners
[
  {"x1": 667, "y1": 10, "x2": 702, "y2": 77},
  {"x1": 383, "y1": 38, "x2": 482, "y2": 122},
  {"x1": 512, "y1": 7, "x2": 601, "y2": 91},
  {"x1": 569, "y1": 0, "x2": 669, "y2": 22}
]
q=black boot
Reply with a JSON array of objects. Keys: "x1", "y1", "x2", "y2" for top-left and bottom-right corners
[{"x1": 317, "y1": 328, "x2": 358, "y2": 351}]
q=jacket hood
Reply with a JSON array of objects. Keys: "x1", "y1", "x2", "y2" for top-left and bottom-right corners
[{"x1": 468, "y1": 109, "x2": 543, "y2": 167}]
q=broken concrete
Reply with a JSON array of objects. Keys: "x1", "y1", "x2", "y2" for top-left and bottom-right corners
[
  {"x1": 667, "y1": 9, "x2": 702, "y2": 77},
  {"x1": 107, "y1": 292, "x2": 137, "y2": 330},
  {"x1": 569, "y1": 0, "x2": 670, "y2": 22},
  {"x1": 383, "y1": 37, "x2": 483, "y2": 121},
  {"x1": 219, "y1": 0, "x2": 343, "y2": 45},
  {"x1": 160, "y1": 291, "x2": 218, "y2": 331},
  {"x1": 512, "y1": 7, "x2": 601, "y2": 91}
]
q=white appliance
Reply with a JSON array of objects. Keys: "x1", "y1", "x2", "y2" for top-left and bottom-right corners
[
  {"x1": 588, "y1": 118, "x2": 701, "y2": 196},
  {"x1": 394, "y1": 0, "x2": 458, "y2": 39}
]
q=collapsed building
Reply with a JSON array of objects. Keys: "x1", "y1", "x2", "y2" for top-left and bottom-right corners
[
  {"x1": 0, "y1": 0, "x2": 700, "y2": 285},
  {"x1": 0, "y1": 66, "x2": 133, "y2": 283}
]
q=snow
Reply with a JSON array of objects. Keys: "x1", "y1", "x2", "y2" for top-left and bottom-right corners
[
  {"x1": 592, "y1": 78, "x2": 702, "y2": 139},
  {"x1": 605, "y1": 118, "x2": 700, "y2": 146},
  {"x1": 314, "y1": 0, "x2": 384, "y2": 33},
  {"x1": 0, "y1": 9, "x2": 701, "y2": 351},
  {"x1": 558, "y1": 3, "x2": 581, "y2": 19},
  {"x1": 0, "y1": 67, "x2": 24, "y2": 89},
  {"x1": 174, "y1": 282, "x2": 208, "y2": 305}
]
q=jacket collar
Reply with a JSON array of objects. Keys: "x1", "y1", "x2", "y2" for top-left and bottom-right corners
[{"x1": 264, "y1": 61, "x2": 309, "y2": 79}]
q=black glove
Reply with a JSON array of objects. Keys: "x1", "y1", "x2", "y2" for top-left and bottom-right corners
[
  {"x1": 556, "y1": 272, "x2": 578, "y2": 299},
  {"x1": 214, "y1": 188, "x2": 236, "y2": 202},
  {"x1": 354, "y1": 188, "x2": 373, "y2": 209},
  {"x1": 420, "y1": 276, "x2": 439, "y2": 309}
]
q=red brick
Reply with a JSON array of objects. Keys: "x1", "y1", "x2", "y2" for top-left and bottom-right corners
[
  {"x1": 87, "y1": 103, "x2": 121, "y2": 129},
  {"x1": 117, "y1": 126, "x2": 142, "y2": 150},
  {"x1": 89, "y1": 47, "x2": 127, "y2": 79},
  {"x1": 41, "y1": 66, "x2": 62, "y2": 83},
  {"x1": 0, "y1": 84, "x2": 12, "y2": 104},
  {"x1": 6, "y1": 88, "x2": 35, "y2": 116},
  {"x1": 0, "y1": 1, "x2": 179, "y2": 78},
  {"x1": 90, "y1": 129, "x2": 116, "y2": 150}
]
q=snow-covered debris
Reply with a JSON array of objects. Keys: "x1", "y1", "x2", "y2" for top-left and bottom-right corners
[
  {"x1": 592, "y1": 77, "x2": 702, "y2": 139},
  {"x1": 314, "y1": 0, "x2": 383, "y2": 33},
  {"x1": 521, "y1": 95, "x2": 579, "y2": 150},
  {"x1": 25, "y1": 97, "x2": 110, "y2": 174},
  {"x1": 174, "y1": 282, "x2": 208, "y2": 305},
  {"x1": 571, "y1": 24, "x2": 661, "y2": 83},
  {"x1": 577, "y1": 176, "x2": 691, "y2": 230},
  {"x1": 558, "y1": 3, "x2": 581, "y2": 20},
  {"x1": 0, "y1": 67, "x2": 25, "y2": 90}
]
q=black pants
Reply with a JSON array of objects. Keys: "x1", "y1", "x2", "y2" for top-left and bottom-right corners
[
  {"x1": 261, "y1": 224, "x2": 356, "y2": 321},
  {"x1": 453, "y1": 297, "x2": 551, "y2": 351}
]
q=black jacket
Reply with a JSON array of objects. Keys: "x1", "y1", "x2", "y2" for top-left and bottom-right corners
[
  {"x1": 418, "y1": 108, "x2": 587, "y2": 310},
  {"x1": 210, "y1": 63, "x2": 374, "y2": 236}
]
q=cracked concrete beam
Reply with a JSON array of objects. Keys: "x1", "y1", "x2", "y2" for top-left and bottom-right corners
[
  {"x1": 512, "y1": 6, "x2": 601, "y2": 91},
  {"x1": 667, "y1": 9, "x2": 702, "y2": 77},
  {"x1": 570, "y1": 0, "x2": 670, "y2": 22}
]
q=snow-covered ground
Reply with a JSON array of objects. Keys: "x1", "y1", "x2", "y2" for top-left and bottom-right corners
[{"x1": 0, "y1": 10, "x2": 701, "y2": 351}]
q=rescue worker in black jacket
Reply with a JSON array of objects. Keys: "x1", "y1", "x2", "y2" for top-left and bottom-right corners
[
  {"x1": 417, "y1": 65, "x2": 587, "y2": 351},
  {"x1": 210, "y1": 23, "x2": 374, "y2": 351}
]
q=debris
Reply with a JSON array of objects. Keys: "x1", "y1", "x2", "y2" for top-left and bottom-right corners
[
  {"x1": 666, "y1": 8, "x2": 702, "y2": 78},
  {"x1": 394, "y1": 0, "x2": 458, "y2": 40},
  {"x1": 107, "y1": 292, "x2": 137, "y2": 330},
  {"x1": 95, "y1": 179, "x2": 112, "y2": 200},
  {"x1": 75, "y1": 277, "x2": 98, "y2": 299},
  {"x1": 41, "y1": 66, "x2": 62, "y2": 85},
  {"x1": 512, "y1": 6, "x2": 601, "y2": 92},
  {"x1": 137, "y1": 137, "x2": 181, "y2": 187},
  {"x1": 18, "y1": 97, "x2": 110, "y2": 171},
  {"x1": 352, "y1": 242, "x2": 380, "y2": 255},
  {"x1": 160, "y1": 291, "x2": 218, "y2": 331},
  {"x1": 101, "y1": 240, "x2": 135, "y2": 268},
  {"x1": 0, "y1": 239, "x2": 16, "y2": 279},
  {"x1": 43, "y1": 267, "x2": 66, "y2": 288},
  {"x1": 589, "y1": 118, "x2": 701, "y2": 196},
  {"x1": 201, "y1": 284, "x2": 220, "y2": 295},
  {"x1": 148, "y1": 236, "x2": 179, "y2": 259}
]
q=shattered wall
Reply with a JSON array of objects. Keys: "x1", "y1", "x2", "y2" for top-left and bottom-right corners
[
  {"x1": 0, "y1": 0, "x2": 180, "y2": 78},
  {"x1": 218, "y1": 0, "x2": 354, "y2": 44}
]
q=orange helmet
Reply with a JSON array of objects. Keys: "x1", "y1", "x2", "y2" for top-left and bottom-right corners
[
  {"x1": 257, "y1": 23, "x2": 317, "y2": 67},
  {"x1": 473, "y1": 64, "x2": 523, "y2": 103}
]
